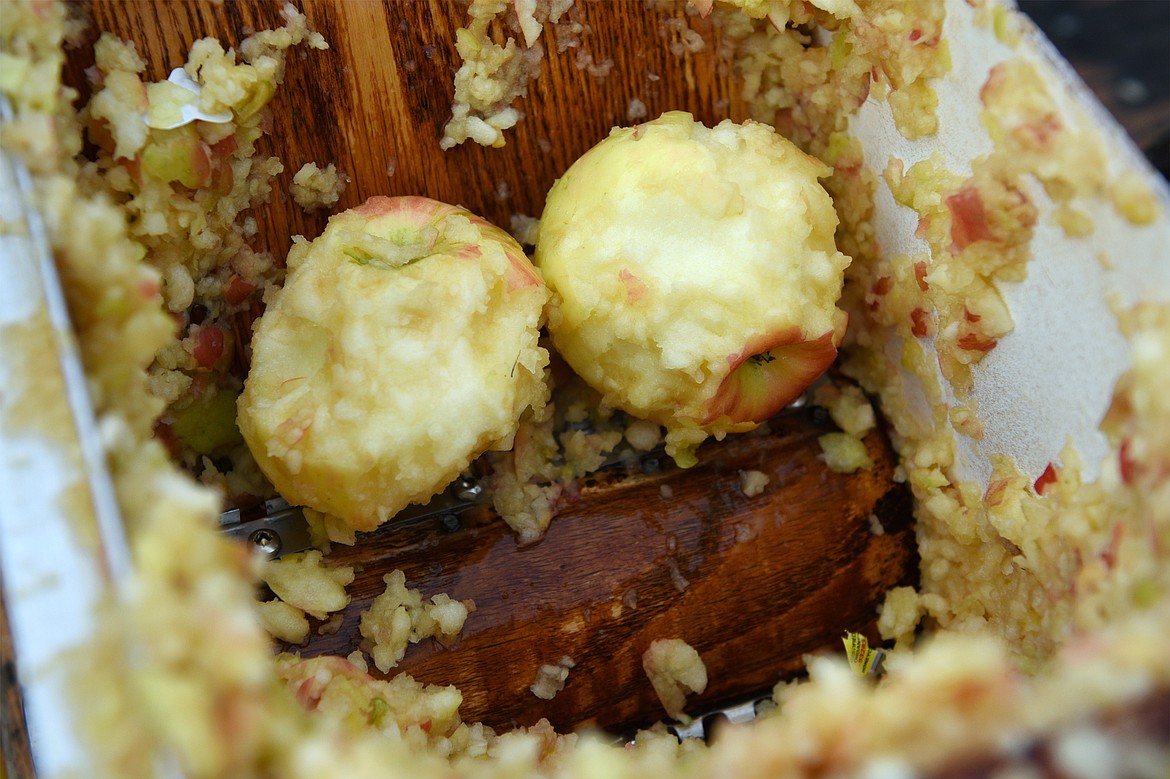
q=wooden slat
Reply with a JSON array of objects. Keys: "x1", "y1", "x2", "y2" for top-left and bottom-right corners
[
  {"x1": 290, "y1": 409, "x2": 917, "y2": 733},
  {"x1": 1, "y1": 591, "x2": 35, "y2": 779},
  {"x1": 72, "y1": 0, "x2": 748, "y2": 262}
]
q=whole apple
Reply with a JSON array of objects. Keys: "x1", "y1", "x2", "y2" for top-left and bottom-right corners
[
  {"x1": 535, "y1": 111, "x2": 850, "y2": 465},
  {"x1": 238, "y1": 196, "x2": 549, "y2": 533}
]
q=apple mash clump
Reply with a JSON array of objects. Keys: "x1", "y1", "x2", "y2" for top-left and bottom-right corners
[
  {"x1": 237, "y1": 196, "x2": 549, "y2": 534},
  {"x1": 359, "y1": 570, "x2": 475, "y2": 674},
  {"x1": 536, "y1": 111, "x2": 850, "y2": 465},
  {"x1": 642, "y1": 638, "x2": 709, "y2": 722}
]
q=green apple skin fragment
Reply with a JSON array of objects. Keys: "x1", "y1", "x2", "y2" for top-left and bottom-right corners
[
  {"x1": 238, "y1": 195, "x2": 550, "y2": 534},
  {"x1": 535, "y1": 111, "x2": 851, "y2": 465},
  {"x1": 169, "y1": 387, "x2": 243, "y2": 455}
]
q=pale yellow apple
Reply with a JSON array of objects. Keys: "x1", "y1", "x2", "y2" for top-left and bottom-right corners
[
  {"x1": 535, "y1": 111, "x2": 850, "y2": 465},
  {"x1": 238, "y1": 196, "x2": 549, "y2": 533}
]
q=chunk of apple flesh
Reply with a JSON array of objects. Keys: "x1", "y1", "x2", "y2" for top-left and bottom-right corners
[
  {"x1": 140, "y1": 125, "x2": 212, "y2": 189},
  {"x1": 702, "y1": 328, "x2": 837, "y2": 426}
]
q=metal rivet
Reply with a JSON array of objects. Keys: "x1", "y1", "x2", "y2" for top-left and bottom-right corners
[
  {"x1": 702, "y1": 712, "x2": 731, "y2": 743},
  {"x1": 249, "y1": 528, "x2": 281, "y2": 557},
  {"x1": 1116, "y1": 77, "x2": 1150, "y2": 107},
  {"x1": 440, "y1": 513, "x2": 461, "y2": 533},
  {"x1": 455, "y1": 481, "x2": 484, "y2": 502}
]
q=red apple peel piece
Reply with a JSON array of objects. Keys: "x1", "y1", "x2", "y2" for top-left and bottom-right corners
[
  {"x1": 947, "y1": 186, "x2": 996, "y2": 250},
  {"x1": 703, "y1": 329, "x2": 837, "y2": 425}
]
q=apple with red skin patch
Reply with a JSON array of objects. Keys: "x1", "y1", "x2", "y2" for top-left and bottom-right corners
[
  {"x1": 536, "y1": 112, "x2": 850, "y2": 465},
  {"x1": 1033, "y1": 462, "x2": 1058, "y2": 495},
  {"x1": 238, "y1": 196, "x2": 549, "y2": 536}
]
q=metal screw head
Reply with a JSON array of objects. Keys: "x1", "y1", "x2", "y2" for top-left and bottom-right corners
[
  {"x1": 455, "y1": 480, "x2": 484, "y2": 502},
  {"x1": 249, "y1": 528, "x2": 282, "y2": 557},
  {"x1": 1115, "y1": 77, "x2": 1150, "y2": 107},
  {"x1": 439, "y1": 513, "x2": 462, "y2": 533}
]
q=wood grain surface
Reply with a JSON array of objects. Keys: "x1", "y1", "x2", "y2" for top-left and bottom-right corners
[
  {"x1": 1, "y1": 590, "x2": 35, "y2": 779},
  {"x1": 286, "y1": 408, "x2": 917, "y2": 733},
  {"x1": 69, "y1": 0, "x2": 748, "y2": 262}
]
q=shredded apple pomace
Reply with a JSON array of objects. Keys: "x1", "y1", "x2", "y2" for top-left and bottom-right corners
[
  {"x1": 237, "y1": 196, "x2": 549, "y2": 536},
  {"x1": 535, "y1": 111, "x2": 851, "y2": 466}
]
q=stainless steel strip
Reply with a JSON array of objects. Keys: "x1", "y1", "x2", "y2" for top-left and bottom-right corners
[{"x1": 0, "y1": 95, "x2": 183, "y2": 779}]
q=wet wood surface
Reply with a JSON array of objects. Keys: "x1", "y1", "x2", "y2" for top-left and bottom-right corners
[
  {"x1": 289, "y1": 408, "x2": 917, "y2": 733},
  {"x1": 69, "y1": 0, "x2": 749, "y2": 263},
  {"x1": 1, "y1": 591, "x2": 35, "y2": 779}
]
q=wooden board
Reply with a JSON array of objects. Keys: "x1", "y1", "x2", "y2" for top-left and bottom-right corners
[
  {"x1": 70, "y1": 0, "x2": 748, "y2": 261},
  {"x1": 1, "y1": 590, "x2": 35, "y2": 779},
  {"x1": 287, "y1": 408, "x2": 917, "y2": 733}
]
